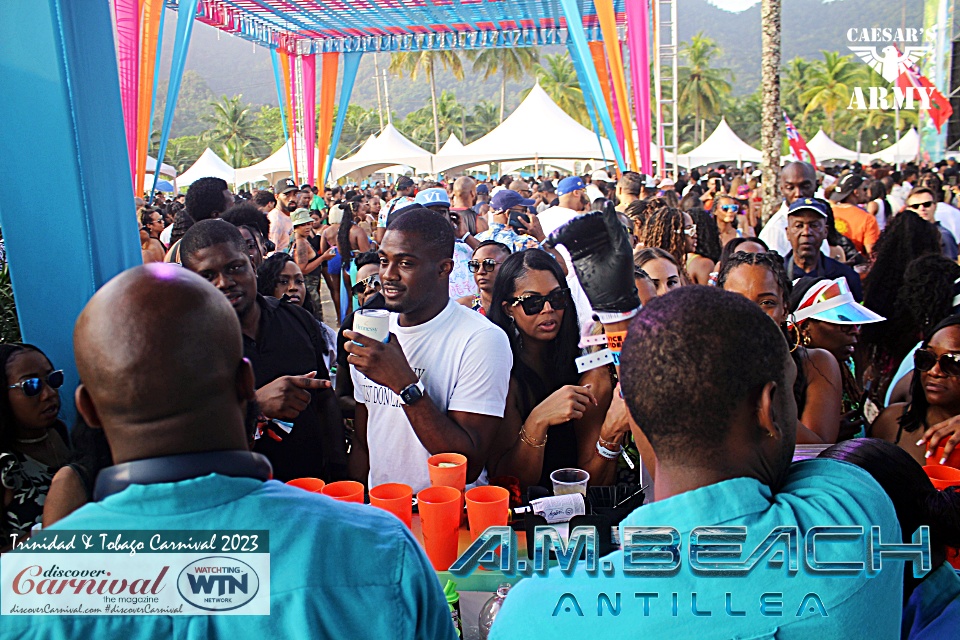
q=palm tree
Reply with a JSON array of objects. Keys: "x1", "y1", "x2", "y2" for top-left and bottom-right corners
[
  {"x1": 466, "y1": 100, "x2": 499, "y2": 142},
  {"x1": 400, "y1": 90, "x2": 466, "y2": 149},
  {"x1": 781, "y1": 57, "x2": 811, "y2": 121},
  {"x1": 165, "y1": 135, "x2": 202, "y2": 173},
  {"x1": 201, "y1": 95, "x2": 265, "y2": 166},
  {"x1": 760, "y1": 0, "x2": 781, "y2": 224},
  {"x1": 800, "y1": 51, "x2": 859, "y2": 137},
  {"x1": 677, "y1": 32, "x2": 732, "y2": 145},
  {"x1": 535, "y1": 54, "x2": 588, "y2": 127},
  {"x1": 389, "y1": 51, "x2": 464, "y2": 153},
  {"x1": 467, "y1": 47, "x2": 539, "y2": 122}
]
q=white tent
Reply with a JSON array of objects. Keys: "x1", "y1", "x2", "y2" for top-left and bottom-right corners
[
  {"x1": 676, "y1": 118, "x2": 762, "y2": 168},
  {"x1": 146, "y1": 155, "x2": 177, "y2": 177},
  {"x1": 177, "y1": 148, "x2": 236, "y2": 186},
  {"x1": 436, "y1": 134, "x2": 464, "y2": 157},
  {"x1": 435, "y1": 83, "x2": 616, "y2": 174},
  {"x1": 868, "y1": 129, "x2": 920, "y2": 164},
  {"x1": 806, "y1": 129, "x2": 859, "y2": 163},
  {"x1": 235, "y1": 140, "x2": 295, "y2": 185},
  {"x1": 330, "y1": 124, "x2": 433, "y2": 181}
]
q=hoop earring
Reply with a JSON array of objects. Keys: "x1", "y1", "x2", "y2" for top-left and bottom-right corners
[{"x1": 786, "y1": 319, "x2": 801, "y2": 353}]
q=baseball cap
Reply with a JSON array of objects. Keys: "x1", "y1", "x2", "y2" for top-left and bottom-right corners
[
  {"x1": 414, "y1": 187, "x2": 450, "y2": 207},
  {"x1": 491, "y1": 189, "x2": 535, "y2": 211},
  {"x1": 274, "y1": 177, "x2": 299, "y2": 194},
  {"x1": 787, "y1": 197, "x2": 829, "y2": 218},
  {"x1": 396, "y1": 176, "x2": 415, "y2": 190},
  {"x1": 541, "y1": 180, "x2": 555, "y2": 193},
  {"x1": 476, "y1": 183, "x2": 490, "y2": 195},
  {"x1": 644, "y1": 176, "x2": 657, "y2": 189},
  {"x1": 291, "y1": 208, "x2": 313, "y2": 227},
  {"x1": 658, "y1": 178, "x2": 675, "y2": 188},
  {"x1": 789, "y1": 277, "x2": 885, "y2": 326},
  {"x1": 556, "y1": 176, "x2": 585, "y2": 196},
  {"x1": 830, "y1": 173, "x2": 865, "y2": 202},
  {"x1": 591, "y1": 170, "x2": 613, "y2": 183}
]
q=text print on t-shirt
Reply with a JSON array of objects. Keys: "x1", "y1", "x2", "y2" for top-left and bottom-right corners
[{"x1": 359, "y1": 368, "x2": 425, "y2": 407}]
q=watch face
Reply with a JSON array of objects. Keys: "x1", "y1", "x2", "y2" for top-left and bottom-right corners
[{"x1": 401, "y1": 383, "x2": 423, "y2": 405}]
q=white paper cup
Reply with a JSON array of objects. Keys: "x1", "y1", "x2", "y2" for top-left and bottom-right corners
[{"x1": 353, "y1": 309, "x2": 390, "y2": 343}]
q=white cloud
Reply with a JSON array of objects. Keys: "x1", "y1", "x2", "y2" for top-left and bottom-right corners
[{"x1": 705, "y1": 0, "x2": 759, "y2": 12}]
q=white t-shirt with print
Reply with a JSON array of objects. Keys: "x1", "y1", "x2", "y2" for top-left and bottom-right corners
[{"x1": 351, "y1": 298, "x2": 512, "y2": 492}]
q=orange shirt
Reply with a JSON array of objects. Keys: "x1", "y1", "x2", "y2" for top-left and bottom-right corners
[{"x1": 831, "y1": 203, "x2": 880, "y2": 255}]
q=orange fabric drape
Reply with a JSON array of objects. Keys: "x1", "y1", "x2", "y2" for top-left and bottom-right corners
[
  {"x1": 588, "y1": 41, "x2": 616, "y2": 136},
  {"x1": 595, "y1": 0, "x2": 638, "y2": 171},
  {"x1": 279, "y1": 50, "x2": 298, "y2": 182},
  {"x1": 316, "y1": 52, "x2": 339, "y2": 187},
  {"x1": 135, "y1": 0, "x2": 162, "y2": 196}
]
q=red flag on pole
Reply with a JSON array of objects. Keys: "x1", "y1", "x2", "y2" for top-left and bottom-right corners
[
  {"x1": 895, "y1": 47, "x2": 953, "y2": 133},
  {"x1": 783, "y1": 112, "x2": 817, "y2": 166}
]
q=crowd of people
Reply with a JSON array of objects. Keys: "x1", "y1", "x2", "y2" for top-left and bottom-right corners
[{"x1": 4, "y1": 156, "x2": 960, "y2": 637}]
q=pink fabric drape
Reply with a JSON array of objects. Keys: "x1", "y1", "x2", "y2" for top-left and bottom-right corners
[
  {"x1": 301, "y1": 55, "x2": 317, "y2": 187},
  {"x1": 115, "y1": 0, "x2": 140, "y2": 182},
  {"x1": 627, "y1": 0, "x2": 653, "y2": 174}
]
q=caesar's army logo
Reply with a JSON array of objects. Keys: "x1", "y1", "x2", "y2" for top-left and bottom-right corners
[{"x1": 845, "y1": 26, "x2": 936, "y2": 110}]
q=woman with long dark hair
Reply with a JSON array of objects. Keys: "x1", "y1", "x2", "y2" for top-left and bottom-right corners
[
  {"x1": 0, "y1": 344, "x2": 72, "y2": 542},
  {"x1": 711, "y1": 194, "x2": 754, "y2": 248},
  {"x1": 686, "y1": 207, "x2": 721, "y2": 285},
  {"x1": 334, "y1": 197, "x2": 371, "y2": 319},
  {"x1": 718, "y1": 252, "x2": 843, "y2": 443},
  {"x1": 486, "y1": 250, "x2": 624, "y2": 489}
]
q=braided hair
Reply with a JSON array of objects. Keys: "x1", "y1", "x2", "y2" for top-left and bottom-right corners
[
  {"x1": 900, "y1": 315, "x2": 960, "y2": 435},
  {"x1": 637, "y1": 199, "x2": 687, "y2": 271},
  {"x1": 897, "y1": 254, "x2": 960, "y2": 342}
]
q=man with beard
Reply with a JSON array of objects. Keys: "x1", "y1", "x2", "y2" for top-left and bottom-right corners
[
  {"x1": 180, "y1": 220, "x2": 347, "y2": 481},
  {"x1": 269, "y1": 177, "x2": 299, "y2": 253},
  {"x1": 343, "y1": 208, "x2": 511, "y2": 491},
  {"x1": 11, "y1": 263, "x2": 453, "y2": 639}
]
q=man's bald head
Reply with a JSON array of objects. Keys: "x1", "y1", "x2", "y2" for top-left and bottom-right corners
[
  {"x1": 779, "y1": 162, "x2": 817, "y2": 205},
  {"x1": 452, "y1": 176, "x2": 476, "y2": 207},
  {"x1": 74, "y1": 264, "x2": 251, "y2": 462}
]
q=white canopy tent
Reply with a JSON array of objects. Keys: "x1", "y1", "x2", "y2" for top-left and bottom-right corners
[
  {"x1": 676, "y1": 118, "x2": 762, "y2": 168},
  {"x1": 329, "y1": 124, "x2": 433, "y2": 181},
  {"x1": 234, "y1": 139, "x2": 298, "y2": 186},
  {"x1": 177, "y1": 148, "x2": 236, "y2": 186},
  {"x1": 868, "y1": 129, "x2": 920, "y2": 164},
  {"x1": 806, "y1": 129, "x2": 860, "y2": 163},
  {"x1": 435, "y1": 83, "x2": 616, "y2": 174},
  {"x1": 146, "y1": 155, "x2": 177, "y2": 177}
]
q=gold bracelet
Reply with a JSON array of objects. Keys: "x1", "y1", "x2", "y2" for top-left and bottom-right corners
[{"x1": 519, "y1": 424, "x2": 547, "y2": 448}]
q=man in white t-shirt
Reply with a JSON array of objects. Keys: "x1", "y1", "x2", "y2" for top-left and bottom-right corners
[
  {"x1": 344, "y1": 207, "x2": 512, "y2": 491},
  {"x1": 759, "y1": 161, "x2": 829, "y2": 257},
  {"x1": 538, "y1": 176, "x2": 595, "y2": 329},
  {"x1": 268, "y1": 177, "x2": 298, "y2": 253}
]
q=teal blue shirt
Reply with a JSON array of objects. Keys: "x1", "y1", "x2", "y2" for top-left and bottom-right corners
[
  {"x1": 1, "y1": 474, "x2": 456, "y2": 640},
  {"x1": 492, "y1": 459, "x2": 904, "y2": 639}
]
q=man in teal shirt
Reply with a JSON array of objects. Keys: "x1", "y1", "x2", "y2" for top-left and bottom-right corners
[
  {"x1": 1, "y1": 264, "x2": 455, "y2": 640},
  {"x1": 492, "y1": 287, "x2": 904, "y2": 639}
]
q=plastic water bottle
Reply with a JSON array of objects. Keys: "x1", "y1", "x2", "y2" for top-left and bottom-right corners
[{"x1": 478, "y1": 583, "x2": 511, "y2": 640}]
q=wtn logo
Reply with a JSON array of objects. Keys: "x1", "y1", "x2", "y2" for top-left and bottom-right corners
[
  {"x1": 186, "y1": 572, "x2": 248, "y2": 596},
  {"x1": 177, "y1": 557, "x2": 261, "y2": 612}
]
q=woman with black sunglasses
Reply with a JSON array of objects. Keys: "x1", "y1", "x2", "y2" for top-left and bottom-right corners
[
  {"x1": 456, "y1": 240, "x2": 511, "y2": 316},
  {"x1": 0, "y1": 344, "x2": 72, "y2": 543},
  {"x1": 872, "y1": 315, "x2": 960, "y2": 465},
  {"x1": 485, "y1": 250, "x2": 624, "y2": 490},
  {"x1": 712, "y1": 194, "x2": 755, "y2": 249}
]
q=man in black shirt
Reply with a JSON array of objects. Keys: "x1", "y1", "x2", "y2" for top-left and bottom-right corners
[
  {"x1": 784, "y1": 198, "x2": 863, "y2": 301},
  {"x1": 180, "y1": 220, "x2": 347, "y2": 481}
]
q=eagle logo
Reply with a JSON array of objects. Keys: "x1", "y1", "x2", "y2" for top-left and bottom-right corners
[{"x1": 847, "y1": 45, "x2": 932, "y2": 83}]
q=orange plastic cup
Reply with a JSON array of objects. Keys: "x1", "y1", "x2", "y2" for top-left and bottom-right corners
[
  {"x1": 465, "y1": 486, "x2": 509, "y2": 540},
  {"x1": 285, "y1": 477, "x2": 326, "y2": 493},
  {"x1": 924, "y1": 465, "x2": 960, "y2": 490},
  {"x1": 427, "y1": 453, "x2": 468, "y2": 491},
  {"x1": 927, "y1": 441, "x2": 960, "y2": 469},
  {"x1": 321, "y1": 480, "x2": 365, "y2": 503},
  {"x1": 370, "y1": 483, "x2": 413, "y2": 529},
  {"x1": 417, "y1": 486, "x2": 462, "y2": 571}
]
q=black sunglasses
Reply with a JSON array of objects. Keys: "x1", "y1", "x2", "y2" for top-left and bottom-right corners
[
  {"x1": 914, "y1": 349, "x2": 960, "y2": 377},
  {"x1": 510, "y1": 289, "x2": 569, "y2": 315},
  {"x1": 468, "y1": 259, "x2": 502, "y2": 274},
  {"x1": 8, "y1": 370, "x2": 65, "y2": 397},
  {"x1": 352, "y1": 274, "x2": 382, "y2": 296}
]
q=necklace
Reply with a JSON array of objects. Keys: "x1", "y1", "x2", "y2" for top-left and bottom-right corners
[{"x1": 16, "y1": 433, "x2": 49, "y2": 445}]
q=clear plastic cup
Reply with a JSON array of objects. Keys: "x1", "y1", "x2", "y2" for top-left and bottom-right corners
[{"x1": 550, "y1": 468, "x2": 590, "y2": 496}]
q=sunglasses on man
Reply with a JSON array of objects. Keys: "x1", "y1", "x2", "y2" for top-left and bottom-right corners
[
  {"x1": 352, "y1": 274, "x2": 382, "y2": 296},
  {"x1": 509, "y1": 289, "x2": 569, "y2": 315},
  {"x1": 8, "y1": 370, "x2": 65, "y2": 397},
  {"x1": 906, "y1": 200, "x2": 936, "y2": 211},
  {"x1": 914, "y1": 349, "x2": 960, "y2": 377}
]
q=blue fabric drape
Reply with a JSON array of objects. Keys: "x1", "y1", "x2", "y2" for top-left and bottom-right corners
[
  {"x1": 151, "y1": 0, "x2": 200, "y2": 194},
  {"x1": 270, "y1": 46, "x2": 294, "y2": 179}
]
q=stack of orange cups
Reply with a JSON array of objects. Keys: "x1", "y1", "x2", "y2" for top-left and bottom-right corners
[
  {"x1": 428, "y1": 453, "x2": 467, "y2": 524},
  {"x1": 370, "y1": 483, "x2": 413, "y2": 529},
  {"x1": 321, "y1": 480, "x2": 365, "y2": 503},
  {"x1": 417, "y1": 485, "x2": 462, "y2": 570},
  {"x1": 285, "y1": 478, "x2": 326, "y2": 493},
  {"x1": 465, "y1": 486, "x2": 509, "y2": 540}
]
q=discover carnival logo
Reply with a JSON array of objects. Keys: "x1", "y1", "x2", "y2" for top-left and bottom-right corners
[{"x1": 845, "y1": 26, "x2": 936, "y2": 110}]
